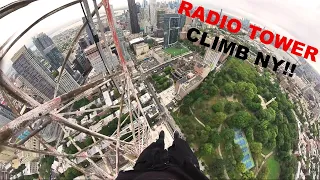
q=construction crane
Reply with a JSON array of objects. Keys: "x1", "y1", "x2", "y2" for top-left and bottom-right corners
[{"x1": 0, "y1": 0, "x2": 152, "y2": 179}]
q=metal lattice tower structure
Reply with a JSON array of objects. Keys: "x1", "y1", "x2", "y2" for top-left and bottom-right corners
[{"x1": 0, "y1": 0, "x2": 152, "y2": 179}]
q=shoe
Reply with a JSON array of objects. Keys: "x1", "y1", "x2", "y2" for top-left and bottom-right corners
[
  {"x1": 159, "y1": 130, "x2": 165, "y2": 141},
  {"x1": 174, "y1": 131, "x2": 180, "y2": 139}
]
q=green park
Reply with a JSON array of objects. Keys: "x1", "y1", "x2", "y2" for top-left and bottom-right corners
[{"x1": 173, "y1": 57, "x2": 298, "y2": 179}]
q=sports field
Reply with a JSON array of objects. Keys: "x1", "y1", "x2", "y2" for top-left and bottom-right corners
[
  {"x1": 164, "y1": 46, "x2": 189, "y2": 57},
  {"x1": 234, "y1": 129, "x2": 255, "y2": 170}
]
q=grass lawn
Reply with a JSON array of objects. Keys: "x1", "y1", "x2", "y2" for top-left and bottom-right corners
[
  {"x1": 266, "y1": 155, "x2": 280, "y2": 180},
  {"x1": 164, "y1": 47, "x2": 189, "y2": 57}
]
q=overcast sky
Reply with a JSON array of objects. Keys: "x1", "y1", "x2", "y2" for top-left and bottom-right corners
[{"x1": 0, "y1": 0, "x2": 320, "y2": 74}]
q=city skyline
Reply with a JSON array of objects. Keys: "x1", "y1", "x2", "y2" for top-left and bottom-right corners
[{"x1": 1, "y1": 0, "x2": 319, "y2": 75}]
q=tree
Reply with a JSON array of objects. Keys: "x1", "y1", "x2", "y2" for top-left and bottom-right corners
[
  {"x1": 221, "y1": 128, "x2": 235, "y2": 142},
  {"x1": 212, "y1": 112, "x2": 227, "y2": 125},
  {"x1": 222, "y1": 82, "x2": 235, "y2": 96},
  {"x1": 242, "y1": 171, "x2": 255, "y2": 179},
  {"x1": 233, "y1": 144, "x2": 244, "y2": 163},
  {"x1": 199, "y1": 130, "x2": 209, "y2": 144},
  {"x1": 52, "y1": 70, "x2": 59, "y2": 78},
  {"x1": 236, "y1": 163, "x2": 246, "y2": 173},
  {"x1": 164, "y1": 66, "x2": 172, "y2": 75},
  {"x1": 61, "y1": 167, "x2": 82, "y2": 180},
  {"x1": 39, "y1": 155, "x2": 55, "y2": 180},
  {"x1": 228, "y1": 111, "x2": 252, "y2": 128},
  {"x1": 212, "y1": 101, "x2": 225, "y2": 112},
  {"x1": 245, "y1": 127, "x2": 254, "y2": 142},
  {"x1": 208, "y1": 129, "x2": 220, "y2": 148},
  {"x1": 250, "y1": 141, "x2": 262, "y2": 158},
  {"x1": 202, "y1": 143, "x2": 214, "y2": 155}
]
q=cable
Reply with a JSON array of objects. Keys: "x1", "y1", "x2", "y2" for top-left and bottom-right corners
[{"x1": 80, "y1": 1, "x2": 109, "y2": 74}]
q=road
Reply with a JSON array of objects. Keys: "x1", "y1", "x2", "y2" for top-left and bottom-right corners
[
  {"x1": 141, "y1": 51, "x2": 193, "y2": 76},
  {"x1": 144, "y1": 77, "x2": 183, "y2": 137}
]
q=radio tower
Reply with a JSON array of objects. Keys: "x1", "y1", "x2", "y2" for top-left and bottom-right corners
[{"x1": 0, "y1": 0, "x2": 152, "y2": 179}]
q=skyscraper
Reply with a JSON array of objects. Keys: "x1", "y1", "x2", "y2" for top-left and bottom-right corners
[
  {"x1": 78, "y1": 37, "x2": 89, "y2": 50},
  {"x1": 12, "y1": 46, "x2": 64, "y2": 101},
  {"x1": 0, "y1": 104, "x2": 14, "y2": 127},
  {"x1": 142, "y1": 0, "x2": 147, "y2": 8},
  {"x1": 56, "y1": 67, "x2": 80, "y2": 93},
  {"x1": 82, "y1": 17, "x2": 95, "y2": 45},
  {"x1": 127, "y1": 0, "x2": 140, "y2": 33},
  {"x1": 74, "y1": 48, "x2": 92, "y2": 74},
  {"x1": 164, "y1": 14, "x2": 186, "y2": 48},
  {"x1": 156, "y1": 9, "x2": 166, "y2": 29},
  {"x1": 84, "y1": 43, "x2": 119, "y2": 73},
  {"x1": 33, "y1": 33, "x2": 63, "y2": 71},
  {"x1": 149, "y1": 0, "x2": 157, "y2": 28}
]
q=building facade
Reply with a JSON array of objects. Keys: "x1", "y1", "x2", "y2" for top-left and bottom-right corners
[
  {"x1": 56, "y1": 67, "x2": 80, "y2": 93},
  {"x1": 175, "y1": 75, "x2": 203, "y2": 100},
  {"x1": 149, "y1": 0, "x2": 157, "y2": 28},
  {"x1": 20, "y1": 136, "x2": 40, "y2": 164},
  {"x1": 33, "y1": 33, "x2": 64, "y2": 71},
  {"x1": 84, "y1": 43, "x2": 119, "y2": 73},
  {"x1": 12, "y1": 46, "x2": 64, "y2": 100},
  {"x1": 203, "y1": 48, "x2": 223, "y2": 71},
  {"x1": 156, "y1": 10, "x2": 166, "y2": 29},
  {"x1": 23, "y1": 161, "x2": 39, "y2": 176},
  {"x1": 0, "y1": 104, "x2": 14, "y2": 127},
  {"x1": 82, "y1": 17, "x2": 95, "y2": 45},
  {"x1": 163, "y1": 14, "x2": 186, "y2": 48},
  {"x1": 127, "y1": 0, "x2": 140, "y2": 34}
]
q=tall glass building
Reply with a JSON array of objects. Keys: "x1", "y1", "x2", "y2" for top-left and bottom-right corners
[{"x1": 163, "y1": 14, "x2": 186, "y2": 48}]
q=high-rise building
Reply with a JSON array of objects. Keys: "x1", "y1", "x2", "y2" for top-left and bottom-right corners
[
  {"x1": 32, "y1": 33, "x2": 54, "y2": 51},
  {"x1": 204, "y1": 48, "x2": 223, "y2": 71},
  {"x1": 142, "y1": 0, "x2": 147, "y2": 8},
  {"x1": 156, "y1": 10, "x2": 166, "y2": 29},
  {"x1": 136, "y1": 2, "x2": 141, "y2": 14},
  {"x1": 74, "y1": 49, "x2": 92, "y2": 74},
  {"x1": 149, "y1": 0, "x2": 157, "y2": 28},
  {"x1": 82, "y1": 17, "x2": 95, "y2": 45},
  {"x1": 116, "y1": 29, "x2": 130, "y2": 61},
  {"x1": 84, "y1": 43, "x2": 119, "y2": 73},
  {"x1": 33, "y1": 33, "x2": 63, "y2": 71},
  {"x1": 0, "y1": 104, "x2": 14, "y2": 127},
  {"x1": 12, "y1": 46, "x2": 64, "y2": 100},
  {"x1": 78, "y1": 37, "x2": 89, "y2": 50},
  {"x1": 163, "y1": 14, "x2": 186, "y2": 48},
  {"x1": 19, "y1": 136, "x2": 40, "y2": 164},
  {"x1": 241, "y1": 18, "x2": 250, "y2": 31},
  {"x1": 127, "y1": 0, "x2": 140, "y2": 33},
  {"x1": 56, "y1": 67, "x2": 80, "y2": 93}
]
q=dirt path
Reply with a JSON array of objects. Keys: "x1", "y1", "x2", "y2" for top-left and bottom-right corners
[
  {"x1": 254, "y1": 151, "x2": 274, "y2": 177},
  {"x1": 217, "y1": 124, "x2": 230, "y2": 180},
  {"x1": 189, "y1": 107, "x2": 205, "y2": 127}
]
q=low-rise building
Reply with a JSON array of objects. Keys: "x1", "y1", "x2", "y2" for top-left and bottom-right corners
[
  {"x1": 134, "y1": 43, "x2": 149, "y2": 56},
  {"x1": 142, "y1": 103, "x2": 159, "y2": 119},
  {"x1": 139, "y1": 93, "x2": 152, "y2": 105},
  {"x1": 175, "y1": 75, "x2": 203, "y2": 100},
  {"x1": 23, "y1": 161, "x2": 39, "y2": 176}
]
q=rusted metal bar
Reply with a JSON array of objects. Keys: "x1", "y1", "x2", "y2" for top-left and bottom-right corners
[{"x1": 0, "y1": 0, "x2": 38, "y2": 19}]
